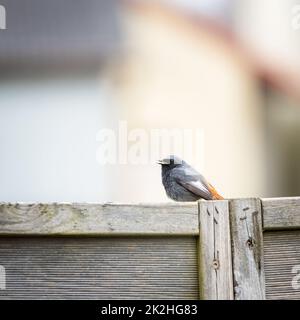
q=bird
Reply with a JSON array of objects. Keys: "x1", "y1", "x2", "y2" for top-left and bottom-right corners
[{"x1": 157, "y1": 155, "x2": 224, "y2": 201}]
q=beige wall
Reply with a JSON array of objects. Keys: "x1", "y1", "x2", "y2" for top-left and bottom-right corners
[
  {"x1": 234, "y1": 0, "x2": 300, "y2": 69},
  {"x1": 109, "y1": 5, "x2": 266, "y2": 202}
]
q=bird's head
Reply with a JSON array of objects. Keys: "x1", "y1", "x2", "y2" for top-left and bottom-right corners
[{"x1": 157, "y1": 155, "x2": 185, "y2": 169}]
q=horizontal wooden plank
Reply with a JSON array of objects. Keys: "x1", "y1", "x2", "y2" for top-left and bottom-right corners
[
  {"x1": 0, "y1": 237, "x2": 199, "y2": 299},
  {"x1": 0, "y1": 202, "x2": 198, "y2": 236},
  {"x1": 264, "y1": 231, "x2": 300, "y2": 300},
  {"x1": 262, "y1": 197, "x2": 300, "y2": 230}
]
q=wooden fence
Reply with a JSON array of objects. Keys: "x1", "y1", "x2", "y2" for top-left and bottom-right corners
[{"x1": 0, "y1": 197, "x2": 299, "y2": 300}]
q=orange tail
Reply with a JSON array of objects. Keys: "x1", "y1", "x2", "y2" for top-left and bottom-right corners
[{"x1": 208, "y1": 184, "x2": 224, "y2": 200}]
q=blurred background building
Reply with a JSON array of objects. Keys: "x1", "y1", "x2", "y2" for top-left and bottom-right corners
[{"x1": 0, "y1": 0, "x2": 300, "y2": 202}]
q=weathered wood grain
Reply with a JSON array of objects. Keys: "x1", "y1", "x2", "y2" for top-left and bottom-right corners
[
  {"x1": 264, "y1": 231, "x2": 300, "y2": 300},
  {"x1": 262, "y1": 197, "x2": 300, "y2": 230},
  {"x1": 198, "y1": 200, "x2": 233, "y2": 300},
  {"x1": 0, "y1": 203, "x2": 198, "y2": 236},
  {"x1": 229, "y1": 198, "x2": 265, "y2": 300},
  {"x1": 1, "y1": 197, "x2": 299, "y2": 300},
  {"x1": 0, "y1": 237, "x2": 199, "y2": 300}
]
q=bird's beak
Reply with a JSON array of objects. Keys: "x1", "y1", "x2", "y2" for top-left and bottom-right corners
[{"x1": 157, "y1": 160, "x2": 164, "y2": 165}]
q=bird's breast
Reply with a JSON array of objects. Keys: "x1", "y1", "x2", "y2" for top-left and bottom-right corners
[{"x1": 162, "y1": 172, "x2": 200, "y2": 202}]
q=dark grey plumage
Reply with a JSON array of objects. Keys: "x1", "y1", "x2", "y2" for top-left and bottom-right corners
[{"x1": 158, "y1": 155, "x2": 223, "y2": 202}]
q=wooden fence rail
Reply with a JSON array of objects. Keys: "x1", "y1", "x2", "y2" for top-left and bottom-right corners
[{"x1": 0, "y1": 197, "x2": 299, "y2": 300}]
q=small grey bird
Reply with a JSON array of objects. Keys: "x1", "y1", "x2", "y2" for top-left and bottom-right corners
[{"x1": 157, "y1": 155, "x2": 223, "y2": 201}]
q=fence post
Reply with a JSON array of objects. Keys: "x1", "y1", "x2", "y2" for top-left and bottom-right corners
[
  {"x1": 198, "y1": 200, "x2": 233, "y2": 300},
  {"x1": 229, "y1": 198, "x2": 265, "y2": 300}
]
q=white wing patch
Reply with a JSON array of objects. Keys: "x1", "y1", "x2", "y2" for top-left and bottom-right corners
[{"x1": 177, "y1": 178, "x2": 212, "y2": 200}]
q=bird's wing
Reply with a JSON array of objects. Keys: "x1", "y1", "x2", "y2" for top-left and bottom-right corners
[
  {"x1": 178, "y1": 179, "x2": 213, "y2": 200},
  {"x1": 172, "y1": 166, "x2": 213, "y2": 200}
]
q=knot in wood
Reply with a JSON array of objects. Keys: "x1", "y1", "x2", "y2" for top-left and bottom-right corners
[
  {"x1": 212, "y1": 259, "x2": 220, "y2": 270},
  {"x1": 246, "y1": 237, "x2": 255, "y2": 248}
]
